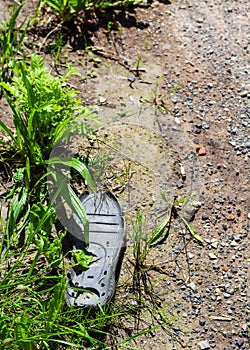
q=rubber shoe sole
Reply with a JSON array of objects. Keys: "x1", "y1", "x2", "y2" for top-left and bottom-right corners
[{"x1": 65, "y1": 191, "x2": 126, "y2": 308}]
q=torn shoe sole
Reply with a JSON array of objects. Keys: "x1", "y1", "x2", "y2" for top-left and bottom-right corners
[{"x1": 65, "y1": 191, "x2": 126, "y2": 308}]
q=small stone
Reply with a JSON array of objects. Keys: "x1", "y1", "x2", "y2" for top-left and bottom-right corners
[
  {"x1": 236, "y1": 339, "x2": 244, "y2": 347},
  {"x1": 98, "y1": 96, "x2": 107, "y2": 103},
  {"x1": 221, "y1": 266, "x2": 229, "y2": 272},
  {"x1": 211, "y1": 241, "x2": 218, "y2": 248},
  {"x1": 198, "y1": 146, "x2": 206, "y2": 156},
  {"x1": 228, "y1": 140, "x2": 236, "y2": 147},
  {"x1": 240, "y1": 90, "x2": 248, "y2": 98},
  {"x1": 188, "y1": 252, "x2": 195, "y2": 259},
  {"x1": 198, "y1": 340, "x2": 210, "y2": 349},
  {"x1": 226, "y1": 214, "x2": 235, "y2": 221},
  {"x1": 177, "y1": 181, "x2": 184, "y2": 189},
  {"x1": 202, "y1": 214, "x2": 209, "y2": 220},
  {"x1": 215, "y1": 287, "x2": 221, "y2": 294},
  {"x1": 194, "y1": 128, "x2": 202, "y2": 134},
  {"x1": 181, "y1": 342, "x2": 188, "y2": 348},
  {"x1": 188, "y1": 282, "x2": 197, "y2": 291},
  {"x1": 199, "y1": 318, "x2": 206, "y2": 326},
  {"x1": 208, "y1": 253, "x2": 217, "y2": 260},
  {"x1": 242, "y1": 324, "x2": 248, "y2": 331},
  {"x1": 208, "y1": 100, "x2": 216, "y2": 105},
  {"x1": 194, "y1": 144, "x2": 201, "y2": 151},
  {"x1": 230, "y1": 241, "x2": 238, "y2": 247},
  {"x1": 196, "y1": 18, "x2": 204, "y2": 23},
  {"x1": 196, "y1": 123, "x2": 203, "y2": 129},
  {"x1": 127, "y1": 76, "x2": 135, "y2": 83}
]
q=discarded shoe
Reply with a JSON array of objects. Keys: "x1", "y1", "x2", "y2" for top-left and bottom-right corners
[{"x1": 65, "y1": 191, "x2": 126, "y2": 308}]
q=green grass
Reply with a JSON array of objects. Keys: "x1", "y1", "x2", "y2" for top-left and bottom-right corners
[
  {"x1": 45, "y1": 0, "x2": 143, "y2": 22},
  {"x1": 0, "y1": 241, "x2": 106, "y2": 349},
  {"x1": 0, "y1": 5, "x2": 29, "y2": 97},
  {"x1": 0, "y1": 4, "x2": 204, "y2": 349},
  {"x1": 0, "y1": 53, "x2": 99, "y2": 245},
  {"x1": 129, "y1": 193, "x2": 203, "y2": 282}
]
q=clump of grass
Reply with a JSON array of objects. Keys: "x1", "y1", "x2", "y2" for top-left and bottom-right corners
[
  {"x1": 129, "y1": 193, "x2": 203, "y2": 295},
  {"x1": 0, "y1": 53, "x2": 98, "y2": 246},
  {"x1": 0, "y1": 53, "x2": 96, "y2": 168},
  {"x1": 0, "y1": 226, "x2": 106, "y2": 350},
  {"x1": 45, "y1": 0, "x2": 144, "y2": 23},
  {"x1": 0, "y1": 5, "x2": 29, "y2": 97},
  {"x1": 0, "y1": 52, "x2": 122, "y2": 350}
]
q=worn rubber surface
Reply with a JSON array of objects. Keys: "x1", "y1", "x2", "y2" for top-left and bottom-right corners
[{"x1": 65, "y1": 192, "x2": 126, "y2": 308}]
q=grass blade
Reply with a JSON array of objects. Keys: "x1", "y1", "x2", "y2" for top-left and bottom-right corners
[
  {"x1": 46, "y1": 278, "x2": 65, "y2": 332},
  {"x1": 60, "y1": 182, "x2": 89, "y2": 245},
  {"x1": 48, "y1": 156, "x2": 95, "y2": 192},
  {"x1": 147, "y1": 212, "x2": 171, "y2": 247},
  {"x1": 6, "y1": 187, "x2": 28, "y2": 238},
  {"x1": 180, "y1": 215, "x2": 204, "y2": 244}
]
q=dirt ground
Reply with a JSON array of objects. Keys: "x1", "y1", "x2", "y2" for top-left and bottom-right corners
[{"x1": 0, "y1": 0, "x2": 249, "y2": 349}]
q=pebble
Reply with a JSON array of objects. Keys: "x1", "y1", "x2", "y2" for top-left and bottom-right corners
[
  {"x1": 196, "y1": 18, "x2": 204, "y2": 23},
  {"x1": 202, "y1": 214, "x2": 209, "y2": 220},
  {"x1": 188, "y1": 282, "x2": 197, "y2": 291},
  {"x1": 226, "y1": 214, "x2": 235, "y2": 221},
  {"x1": 236, "y1": 339, "x2": 244, "y2": 347},
  {"x1": 98, "y1": 96, "x2": 107, "y2": 103},
  {"x1": 211, "y1": 241, "x2": 218, "y2": 249},
  {"x1": 230, "y1": 267, "x2": 237, "y2": 273},
  {"x1": 240, "y1": 91, "x2": 248, "y2": 98},
  {"x1": 198, "y1": 340, "x2": 210, "y2": 349},
  {"x1": 198, "y1": 146, "x2": 207, "y2": 156},
  {"x1": 242, "y1": 324, "x2": 248, "y2": 331},
  {"x1": 177, "y1": 181, "x2": 184, "y2": 189},
  {"x1": 199, "y1": 318, "x2": 206, "y2": 326},
  {"x1": 208, "y1": 253, "x2": 217, "y2": 260}
]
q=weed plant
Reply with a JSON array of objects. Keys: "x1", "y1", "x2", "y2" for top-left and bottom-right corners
[
  {"x1": 0, "y1": 53, "x2": 98, "y2": 245},
  {"x1": 0, "y1": 53, "x2": 96, "y2": 167},
  {"x1": 0, "y1": 49, "x2": 158, "y2": 349},
  {"x1": 0, "y1": 52, "x2": 116, "y2": 349},
  {"x1": 0, "y1": 227, "x2": 111, "y2": 349},
  {"x1": 0, "y1": 5, "x2": 29, "y2": 97},
  {"x1": 45, "y1": 0, "x2": 143, "y2": 22},
  {"x1": 129, "y1": 193, "x2": 203, "y2": 295}
]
